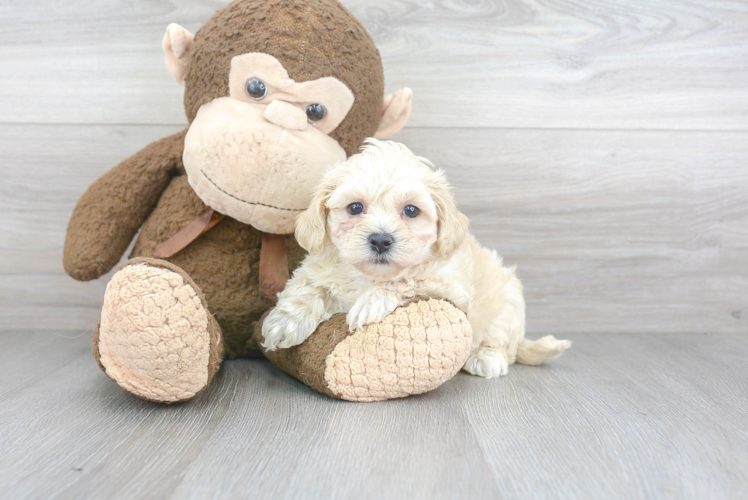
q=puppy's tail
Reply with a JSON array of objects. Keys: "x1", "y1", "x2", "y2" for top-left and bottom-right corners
[{"x1": 516, "y1": 336, "x2": 571, "y2": 366}]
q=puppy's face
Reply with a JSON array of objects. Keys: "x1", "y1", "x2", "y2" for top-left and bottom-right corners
[
  {"x1": 326, "y1": 168, "x2": 438, "y2": 279},
  {"x1": 295, "y1": 139, "x2": 469, "y2": 280}
]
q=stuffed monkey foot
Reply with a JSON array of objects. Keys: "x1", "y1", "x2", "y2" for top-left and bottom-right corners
[
  {"x1": 259, "y1": 299, "x2": 472, "y2": 402},
  {"x1": 92, "y1": 261, "x2": 469, "y2": 403},
  {"x1": 92, "y1": 258, "x2": 223, "y2": 403}
]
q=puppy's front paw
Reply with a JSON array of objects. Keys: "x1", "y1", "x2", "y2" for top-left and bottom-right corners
[
  {"x1": 463, "y1": 347, "x2": 509, "y2": 378},
  {"x1": 261, "y1": 308, "x2": 318, "y2": 351},
  {"x1": 346, "y1": 292, "x2": 401, "y2": 332}
]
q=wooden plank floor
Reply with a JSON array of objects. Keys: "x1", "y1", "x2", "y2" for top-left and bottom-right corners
[{"x1": 1, "y1": 330, "x2": 747, "y2": 499}]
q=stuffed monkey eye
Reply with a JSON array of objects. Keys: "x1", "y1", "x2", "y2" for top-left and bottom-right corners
[
  {"x1": 305, "y1": 104, "x2": 326, "y2": 121},
  {"x1": 347, "y1": 202, "x2": 364, "y2": 215},
  {"x1": 403, "y1": 205, "x2": 420, "y2": 218},
  {"x1": 246, "y1": 78, "x2": 267, "y2": 100}
]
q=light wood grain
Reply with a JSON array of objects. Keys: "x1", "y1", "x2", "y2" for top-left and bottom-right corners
[
  {"x1": 0, "y1": 333, "x2": 242, "y2": 499},
  {"x1": 1, "y1": 330, "x2": 747, "y2": 499},
  {"x1": 399, "y1": 127, "x2": 748, "y2": 335},
  {"x1": 0, "y1": 330, "x2": 90, "y2": 401},
  {"x1": 452, "y1": 332, "x2": 748, "y2": 499},
  {"x1": 1, "y1": 0, "x2": 747, "y2": 129},
  {"x1": 1, "y1": 124, "x2": 745, "y2": 334},
  {"x1": 167, "y1": 365, "x2": 502, "y2": 499}
]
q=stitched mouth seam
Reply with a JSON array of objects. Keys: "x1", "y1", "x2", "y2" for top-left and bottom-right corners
[{"x1": 200, "y1": 169, "x2": 305, "y2": 212}]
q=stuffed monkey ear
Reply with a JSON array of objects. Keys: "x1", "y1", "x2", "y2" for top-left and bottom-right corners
[
  {"x1": 162, "y1": 23, "x2": 195, "y2": 85},
  {"x1": 374, "y1": 88, "x2": 413, "y2": 140}
]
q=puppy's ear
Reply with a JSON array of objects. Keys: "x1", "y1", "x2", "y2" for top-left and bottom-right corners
[
  {"x1": 431, "y1": 173, "x2": 469, "y2": 260},
  {"x1": 295, "y1": 178, "x2": 335, "y2": 254}
]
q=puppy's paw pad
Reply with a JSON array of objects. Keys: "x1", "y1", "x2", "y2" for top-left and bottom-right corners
[{"x1": 463, "y1": 347, "x2": 509, "y2": 378}]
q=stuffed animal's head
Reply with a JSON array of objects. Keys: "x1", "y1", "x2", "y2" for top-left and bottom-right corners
[{"x1": 162, "y1": 0, "x2": 412, "y2": 234}]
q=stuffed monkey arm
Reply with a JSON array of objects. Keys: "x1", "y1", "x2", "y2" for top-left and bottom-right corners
[{"x1": 63, "y1": 128, "x2": 188, "y2": 281}]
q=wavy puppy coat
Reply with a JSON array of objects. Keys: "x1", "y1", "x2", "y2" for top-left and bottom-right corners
[{"x1": 262, "y1": 139, "x2": 570, "y2": 377}]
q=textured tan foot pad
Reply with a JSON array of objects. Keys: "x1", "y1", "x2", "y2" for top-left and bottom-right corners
[
  {"x1": 324, "y1": 299, "x2": 472, "y2": 402},
  {"x1": 99, "y1": 263, "x2": 211, "y2": 402}
]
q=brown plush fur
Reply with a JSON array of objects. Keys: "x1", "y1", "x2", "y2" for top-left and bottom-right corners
[
  {"x1": 64, "y1": 0, "x2": 380, "y2": 359},
  {"x1": 63, "y1": 129, "x2": 187, "y2": 282},
  {"x1": 66, "y1": 0, "x2": 460, "y2": 402},
  {"x1": 64, "y1": 128, "x2": 304, "y2": 359},
  {"x1": 184, "y1": 0, "x2": 384, "y2": 156},
  {"x1": 130, "y1": 168, "x2": 305, "y2": 358},
  {"x1": 255, "y1": 311, "x2": 353, "y2": 398}
]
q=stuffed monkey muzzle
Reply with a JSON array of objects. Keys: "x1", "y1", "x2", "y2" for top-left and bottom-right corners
[
  {"x1": 184, "y1": 97, "x2": 347, "y2": 235},
  {"x1": 182, "y1": 51, "x2": 356, "y2": 235}
]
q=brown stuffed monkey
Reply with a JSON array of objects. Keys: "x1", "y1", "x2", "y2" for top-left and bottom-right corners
[{"x1": 64, "y1": 0, "x2": 472, "y2": 403}]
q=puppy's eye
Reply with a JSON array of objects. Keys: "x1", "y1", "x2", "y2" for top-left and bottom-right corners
[
  {"x1": 347, "y1": 202, "x2": 364, "y2": 215},
  {"x1": 403, "y1": 205, "x2": 420, "y2": 218},
  {"x1": 305, "y1": 104, "x2": 327, "y2": 121},
  {"x1": 246, "y1": 78, "x2": 267, "y2": 100}
]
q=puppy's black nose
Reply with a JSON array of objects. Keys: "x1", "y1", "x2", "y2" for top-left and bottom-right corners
[{"x1": 369, "y1": 233, "x2": 393, "y2": 254}]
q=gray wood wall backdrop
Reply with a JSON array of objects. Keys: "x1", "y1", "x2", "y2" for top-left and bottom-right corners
[{"x1": 0, "y1": 0, "x2": 746, "y2": 336}]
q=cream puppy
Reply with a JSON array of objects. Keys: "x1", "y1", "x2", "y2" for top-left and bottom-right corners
[{"x1": 262, "y1": 139, "x2": 570, "y2": 377}]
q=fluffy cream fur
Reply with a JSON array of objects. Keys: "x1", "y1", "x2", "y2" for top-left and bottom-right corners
[{"x1": 262, "y1": 139, "x2": 571, "y2": 377}]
